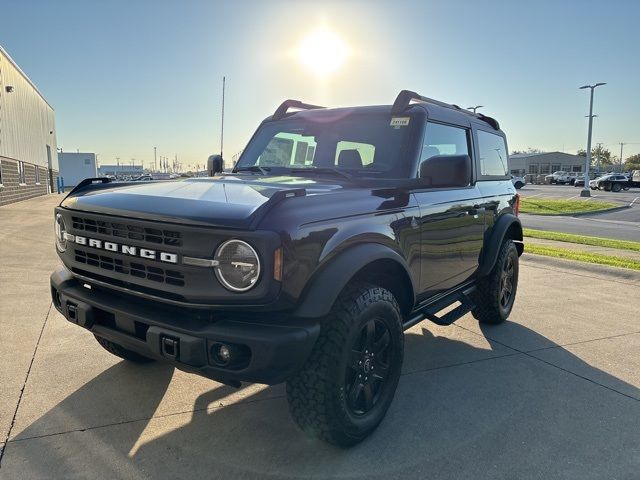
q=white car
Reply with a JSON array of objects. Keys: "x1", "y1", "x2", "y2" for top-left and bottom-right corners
[
  {"x1": 545, "y1": 171, "x2": 575, "y2": 185},
  {"x1": 510, "y1": 174, "x2": 526, "y2": 189}
]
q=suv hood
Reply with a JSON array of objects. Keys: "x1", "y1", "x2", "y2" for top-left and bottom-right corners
[{"x1": 60, "y1": 176, "x2": 343, "y2": 228}]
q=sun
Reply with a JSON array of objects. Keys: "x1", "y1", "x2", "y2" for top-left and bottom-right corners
[{"x1": 297, "y1": 28, "x2": 349, "y2": 76}]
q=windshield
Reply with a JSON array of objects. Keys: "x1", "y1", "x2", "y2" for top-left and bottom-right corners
[{"x1": 234, "y1": 112, "x2": 417, "y2": 178}]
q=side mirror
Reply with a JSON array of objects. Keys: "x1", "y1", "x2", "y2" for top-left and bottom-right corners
[
  {"x1": 419, "y1": 154, "x2": 471, "y2": 188},
  {"x1": 207, "y1": 155, "x2": 224, "y2": 176}
]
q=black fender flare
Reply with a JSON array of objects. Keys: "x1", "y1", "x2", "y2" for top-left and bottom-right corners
[
  {"x1": 477, "y1": 214, "x2": 523, "y2": 277},
  {"x1": 293, "y1": 243, "x2": 416, "y2": 319}
]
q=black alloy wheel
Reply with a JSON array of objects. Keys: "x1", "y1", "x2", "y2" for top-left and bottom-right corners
[
  {"x1": 499, "y1": 253, "x2": 515, "y2": 309},
  {"x1": 345, "y1": 317, "x2": 393, "y2": 415}
]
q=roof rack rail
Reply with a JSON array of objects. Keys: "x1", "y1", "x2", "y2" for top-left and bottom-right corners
[
  {"x1": 273, "y1": 99, "x2": 324, "y2": 120},
  {"x1": 391, "y1": 89, "x2": 500, "y2": 130}
]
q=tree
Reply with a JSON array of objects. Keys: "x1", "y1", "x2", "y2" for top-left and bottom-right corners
[
  {"x1": 624, "y1": 153, "x2": 640, "y2": 171},
  {"x1": 511, "y1": 147, "x2": 543, "y2": 155},
  {"x1": 576, "y1": 147, "x2": 613, "y2": 166}
]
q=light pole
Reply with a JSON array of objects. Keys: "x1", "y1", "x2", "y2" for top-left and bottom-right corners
[
  {"x1": 579, "y1": 83, "x2": 606, "y2": 197},
  {"x1": 467, "y1": 105, "x2": 483, "y2": 113},
  {"x1": 154, "y1": 146, "x2": 157, "y2": 172}
]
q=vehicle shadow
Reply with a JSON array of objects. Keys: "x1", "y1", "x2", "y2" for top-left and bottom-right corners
[{"x1": 7, "y1": 321, "x2": 640, "y2": 480}]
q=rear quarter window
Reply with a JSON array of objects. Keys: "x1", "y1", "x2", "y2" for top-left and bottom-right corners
[{"x1": 477, "y1": 130, "x2": 509, "y2": 177}]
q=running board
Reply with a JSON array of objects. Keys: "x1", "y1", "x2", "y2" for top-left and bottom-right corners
[{"x1": 403, "y1": 285, "x2": 477, "y2": 330}]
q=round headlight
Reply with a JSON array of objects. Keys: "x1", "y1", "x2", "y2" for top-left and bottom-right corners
[
  {"x1": 55, "y1": 213, "x2": 67, "y2": 252},
  {"x1": 214, "y1": 240, "x2": 261, "y2": 292}
]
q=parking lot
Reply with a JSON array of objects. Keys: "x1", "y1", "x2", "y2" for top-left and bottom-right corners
[
  {"x1": 1, "y1": 195, "x2": 639, "y2": 479},
  {"x1": 517, "y1": 184, "x2": 640, "y2": 241},
  {"x1": 519, "y1": 183, "x2": 640, "y2": 206}
]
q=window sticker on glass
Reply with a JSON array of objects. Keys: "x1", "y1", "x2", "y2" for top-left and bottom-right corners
[{"x1": 390, "y1": 117, "x2": 410, "y2": 128}]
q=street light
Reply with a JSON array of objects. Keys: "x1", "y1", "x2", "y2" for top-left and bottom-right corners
[
  {"x1": 579, "y1": 83, "x2": 606, "y2": 197},
  {"x1": 467, "y1": 105, "x2": 483, "y2": 113}
]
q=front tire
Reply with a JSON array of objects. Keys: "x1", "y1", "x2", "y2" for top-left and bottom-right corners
[
  {"x1": 612, "y1": 183, "x2": 622, "y2": 192},
  {"x1": 286, "y1": 283, "x2": 404, "y2": 447},
  {"x1": 514, "y1": 181, "x2": 524, "y2": 189},
  {"x1": 94, "y1": 335, "x2": 155, "y2": 363},
  {"x1": 471, "y1": 240, "x2": 519, "y2": 325}
]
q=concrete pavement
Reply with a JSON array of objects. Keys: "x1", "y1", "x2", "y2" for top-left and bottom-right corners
[{"x1": 1, "y1": 195, "x2": 639, "y2": 479}]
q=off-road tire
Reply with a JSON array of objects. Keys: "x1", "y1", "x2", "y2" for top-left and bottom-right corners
[
  {"x1": 471, "y1": 240, "x2": 519, "y2": 325},
  {"x1": 286, "y1": 283, "x2": 403, "y2": 447},
  {"x1": 94, "y1": 335, "x2": 155, "y2": 363}
]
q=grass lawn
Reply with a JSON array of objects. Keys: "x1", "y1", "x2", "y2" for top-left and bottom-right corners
[
  {"x1": 523, "y1": 229, "x2": 640, "y2": 252},
  {"x1": 525, "y1": 244, "x2": 640, "y2": 271},
  {"x1": 520, "y1": 198, "x2": 619, "y2": 215}
]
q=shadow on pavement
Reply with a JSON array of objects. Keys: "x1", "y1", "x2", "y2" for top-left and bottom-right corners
[{"x1": 7, "y1": 322, "x2": 640, "y2": 479}]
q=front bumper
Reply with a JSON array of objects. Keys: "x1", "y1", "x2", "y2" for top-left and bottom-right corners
[{"x1": 50, "y1": 266, "x2": 320, "y2": 385}]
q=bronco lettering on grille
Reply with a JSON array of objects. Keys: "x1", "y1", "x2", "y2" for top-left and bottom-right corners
[{"x1": 71, "y1": 235, "x2": 178, "y2": 264}]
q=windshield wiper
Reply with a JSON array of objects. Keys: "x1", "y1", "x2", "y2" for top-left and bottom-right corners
[
  {"x1": 290, "y1": 167, "x2": 354, "y2": 180},
  {"x1": 235, "y1": 165, "x2": 270, "y2": 175}
]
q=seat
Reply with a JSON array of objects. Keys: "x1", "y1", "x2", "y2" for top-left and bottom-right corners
[
  {"x1": 337, "y1": 150, "x2": 363, "y2": 169},
  {"x1": 422, "y1": 146, "x2": 441, "y2": 160}
]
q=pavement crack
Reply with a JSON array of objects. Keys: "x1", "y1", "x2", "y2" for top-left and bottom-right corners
[
  {"x1": 455, "y1": 324, "x2": 640, "y2": 403},
  {"x1": 0, "y1": 302, "x2": 53, "y2": 468},
  {"x1": 7, "y1": 392, "x2": 287, "y2": 445}
]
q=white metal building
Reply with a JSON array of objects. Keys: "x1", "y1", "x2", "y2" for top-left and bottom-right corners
[
  {"x1": 0, "y1": 45, "x2": 58, "y2": 206},
  {"x1": 58, "y1": 152, "x2": 97, "y2": 188}
]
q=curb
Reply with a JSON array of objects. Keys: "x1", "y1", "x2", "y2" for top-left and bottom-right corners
[
  {"x1": 521, "y1": 205, "x2": 630, "y2": 217},
  {"x1": 521, "y1": 252, "x2": 640, "y2": 284}
]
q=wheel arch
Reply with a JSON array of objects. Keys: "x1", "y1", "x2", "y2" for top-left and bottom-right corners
[
  {"x1": 293, "y1": 243, "x2": 416, "y2": 319},
  {"x1": 477, "y1": 214, "x2": 523, "y2": 277}
]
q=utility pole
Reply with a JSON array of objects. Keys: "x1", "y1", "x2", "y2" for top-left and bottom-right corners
[
  {"x1": 154, "y1": 146, "x2": 157, "y2": 172},
  {"x1": 579, "y1": 83, "x2": 606, "y2": 197},
  {"x1": 596, "y1": 142, "x2": 602, "y2": 173},
  {"x1": 116, "y1": 157, "x2": 120, "y2": 177},
  {"x1": 221, "y1": 76, "x2": 226, "y2": 159},
  {"x1": 619, "y1": 142, "x2": 625, "y2": 172}
]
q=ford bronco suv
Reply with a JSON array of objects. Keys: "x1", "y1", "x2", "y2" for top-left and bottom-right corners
[{"x1": 51, "y1": 90, "x2": 523, "y2": 446}]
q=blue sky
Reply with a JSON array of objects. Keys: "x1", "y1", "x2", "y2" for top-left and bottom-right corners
[{"x1": 3, "y1": 0, "x2": 639, "y2": 170}]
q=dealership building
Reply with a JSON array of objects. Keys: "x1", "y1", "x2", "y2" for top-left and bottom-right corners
[
  {"x1": 0, "y1": 45, "x2": 58, "y2": 206},
  {"x1": 508, "y1": 151, "x2": 585, "y2": 177}
]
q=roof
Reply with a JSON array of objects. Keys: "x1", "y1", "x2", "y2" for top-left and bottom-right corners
[
  {"x1": 510, "y1": 151, "x2": 584, "y2": 160},
  {"x1": 0, "y1": 44, "x2": 54, "y2": 110}
]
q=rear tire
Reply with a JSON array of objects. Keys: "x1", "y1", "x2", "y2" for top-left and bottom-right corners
[
  {"x1": 94, "y1": 335, "x2": 155, "y2": 363},
  {"x1": 471, "y1": 240, "x2": 519, "y2": 325},
  {"x1": 286, "y1": 283, "x2": 403, "y2": 447}
]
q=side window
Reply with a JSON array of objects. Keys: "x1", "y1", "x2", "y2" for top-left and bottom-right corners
[
  {"x1": 420, "y1": 123, "x2": 470, "y2": 164},
  {"x1": 419, "y1": 123, "x2": 471, "y2": 187},
  {"x1": 335, "y1": 141, "x2": 375, "y2": 168},
  {"x1": 257, "y1": 132, "x2": 317, "y2": 167},
  {"x1": 477, "y1": 130, "x2": 508, "y2": 177}
]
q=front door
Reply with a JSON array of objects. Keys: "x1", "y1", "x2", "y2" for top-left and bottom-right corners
[{"x1": 412, "y1": 122, "x2": 485, "y2": 296}]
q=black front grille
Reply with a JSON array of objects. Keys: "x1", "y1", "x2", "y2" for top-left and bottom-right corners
[
  {"x1": 74, "y1": 249, "x2": 185, "y2": 286},
  {"x1": 72, "y1": 216, "x2": 182, "y2": 247}
]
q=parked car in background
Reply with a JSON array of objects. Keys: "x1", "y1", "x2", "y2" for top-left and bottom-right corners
[
  {"x1": 545, "y1": 171, "x2": 576, "y2": 185},
  {"x1": 592, "y1": 174, "x2": 629, "y2": 192},
  {"x1": 511, "y1": 174, "x2": 526, "y2": 189},
  {"x1": 573, "y1": 173, "x2": 586, "y2": 187}
]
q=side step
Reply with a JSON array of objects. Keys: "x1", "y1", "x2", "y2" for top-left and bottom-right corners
[{"x1": 403, "y1": 285, "x2": 477, "y2": 330}]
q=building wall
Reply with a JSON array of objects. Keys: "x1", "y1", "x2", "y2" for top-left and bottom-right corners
[
  {"x1": 0, "y1": 46, "x2": 58, "y2": 205},
  {"x1": 509, "y1": 152, "x2": 585, "y2": 176},
  {"x1": 0, "y1": 158, "x2": 50, "y2": 205},
  {"x1": 59, "y1": 152, "x2": 97, "y2": 187}
]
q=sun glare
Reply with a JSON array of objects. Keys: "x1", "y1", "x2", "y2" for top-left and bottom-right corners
[{"x1": 298, "y1": 28, "x2": 349, "y2": 76}]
